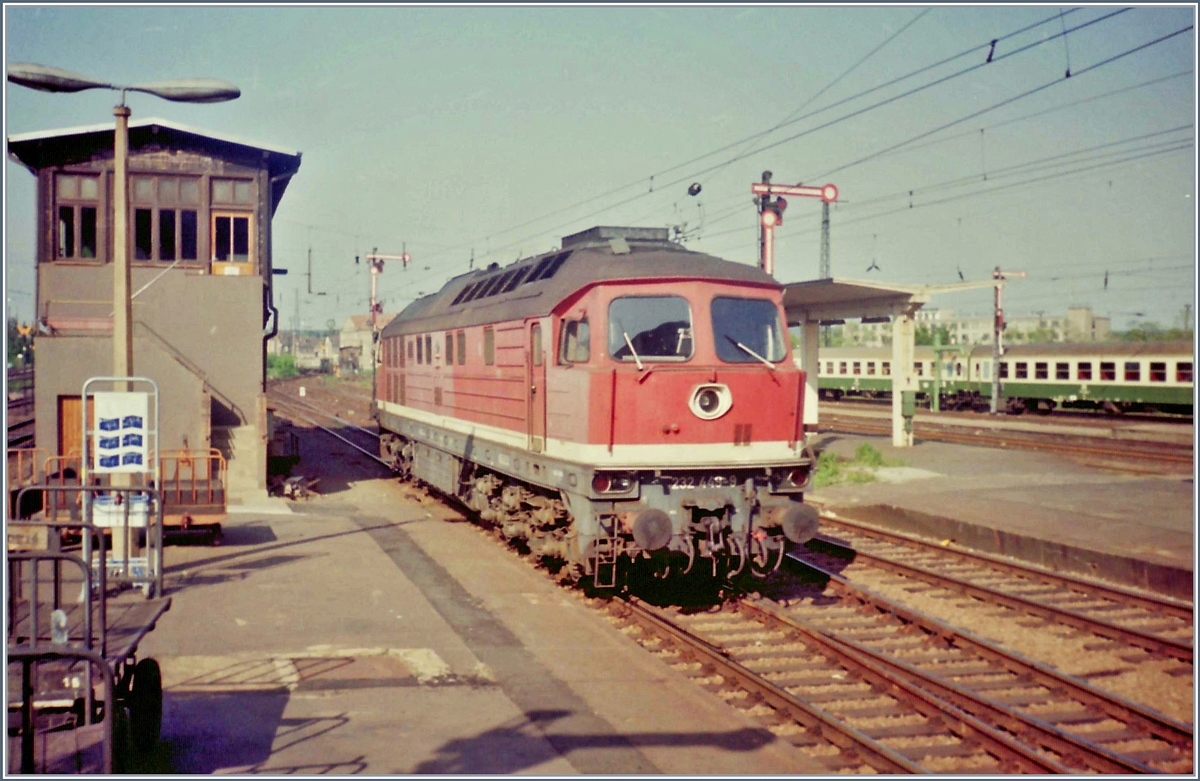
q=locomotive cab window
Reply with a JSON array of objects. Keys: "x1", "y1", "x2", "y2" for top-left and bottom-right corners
[
  {"x1": 559, "y1": 318, "x2": 590, "y2": 364},
  {"x1": 608, "y1": 296, "x2": 692, "y2": 362},
  {"x1": 712, "y1": 297, "x2": 785, "y2": 364}
]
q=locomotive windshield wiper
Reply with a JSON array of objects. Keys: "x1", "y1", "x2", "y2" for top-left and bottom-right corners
[
  {"x1": 726, "y1": 336, "x2": 776, "y2": 370},
  {"x1": 622, "y1": 331, "x2": 645, "y2": 371}
]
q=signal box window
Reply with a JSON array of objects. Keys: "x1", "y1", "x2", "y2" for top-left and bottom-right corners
[
  {"x1": 1034, "y1": 362, "x2": 1047, "y2": 380},
  {"x1": 130, "y1": 175, "x2": 200, "y2": 264},
  {"x1": 711, "y1": 298, "x2": 784, "y2": 365},
  {"x1": 1177, "y1": 362, "x2": 1193, "y2": 382},
  {"x1": 1056, "y1": 362, "x2": 1069, "y2": 380},
  {"x1": 999, "y1": 362, "x2": 1008, "y2": 379},
  {"x1": 1015, "y1": 362, "x2": 1027, "y2": 379},
  {"x1": 484, "y1": 328, "x2": 495, "y2": 365},
  {"x1": 457, "y1": 332, "x2": 466, "y2": 365},
  {"x1": 559, "y1": 320, "x2": 589, "y2": 364},
  {"x1": 445, "y1": 334, "x2": 454, "y2": 366},
  {"x1": 56, "y1": 174, "x2": 101, "y2": 260},
  {"x1": 1077, "y1": 362, "x2": 1092, "y2": 381},
  {"x1": 608, "y1": 296, "x2": 693, "y2": 363},
  {"x1": 1123, "y1": 362, "x2": 1140, "y2": 382},
  {"x1": 211, "y1": 212, "x2": 253, "y2": 275},
  {"x1": 1149, "y1": 362, "x2": 1167, "y2": 382},
  {"x1": 1100, "y1": 362, "x2": 1116, "y2": 381}
]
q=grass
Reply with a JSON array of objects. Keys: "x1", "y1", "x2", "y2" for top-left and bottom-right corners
[{"x1": 812, "y1": 443, "x2": 905, "y2": 488}]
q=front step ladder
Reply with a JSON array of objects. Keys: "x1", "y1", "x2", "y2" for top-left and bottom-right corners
[{"x1": 593, "y1": 536, "x2": 622, "y2": 589}]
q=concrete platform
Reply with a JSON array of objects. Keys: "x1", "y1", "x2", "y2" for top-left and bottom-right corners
[
  {"x1": 135, "y1": 432, "x2": 818, "y2": 774},
  {"x1": 807, "y1": 432, "x2": 1194, "y2": 600}
]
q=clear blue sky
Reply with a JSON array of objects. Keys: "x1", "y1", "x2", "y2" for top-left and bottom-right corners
[{"x1": 5, "y1": 5, "x2": 1195, "y2": 332}]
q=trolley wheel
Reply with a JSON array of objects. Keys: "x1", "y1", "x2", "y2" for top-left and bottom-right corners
[
  {"x1": 111, "y1": 705, "x2": 133, "y2": 773},
  {"x1": 129, "y1": 658, "x2": 163, "y2": 752}
]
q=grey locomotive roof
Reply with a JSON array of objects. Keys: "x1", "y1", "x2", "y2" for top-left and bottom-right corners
[{"x1": 381, "y1": 238, "x2": 779, "y2": 337}]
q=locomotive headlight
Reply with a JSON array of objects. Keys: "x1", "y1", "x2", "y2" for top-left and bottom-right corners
[{"x1": 689, "y1": 383, "x2": 732, "y2": 420}]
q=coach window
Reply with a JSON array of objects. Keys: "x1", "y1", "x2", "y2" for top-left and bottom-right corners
[
  {"x1": 609, "y1": 296, "x2": 693, "y2": 363},
  {"x1": 1123, "y1": 362, "x2": 1140, "y2": 382},
  {"x1": 866, "y1": 362, "x2": 875, "y2": 376},
  {"x1": 999, "y1": 362, "x2": 1008, "y2": 379},
  {"x1": 1055, "y1": 362, "x2": 1069, "y2": 380},
  {"x1": 1177, "y1": 362, "x2": 1193, "y2": 382},
  {"x1": 416, "y1": 335, "x2": 424, "y2": 364},
  {"x1": 852, "y1": 361, "x2": 861, "y2": 375},
  {"x1": 914, "y1": 363, "x2": 923, "y2": 376},
  {"x1": 426, "y1": 335, "x2": 433, "y2": 365},
  {"x1": 407, "y1": 338, "x2": 414, "y2": 364},
  {"x1": 484, "y1": 327, "x2": 495, "y2": 365},
  {"x1": 881, "y1": 361, "x2": 890, "y2": 376},
  {"x1": 1149, "y1": 362, "x2": 1167, "y2": 382},
  {"x1": 838, "y1": 362, "x2": 847, "y2": 375},
  {"x1": 1034, "y1": 362, "x2": 1047, "y2": 380},
  {"x1": 824, "y1": 361, "x2": 833, "y2": 374},
  {"x1": 1100, "y1": 361, "x2": 1116, "y2": 381},
  {"x1": 712, "y1": 297, "x2": 784, "y2": 365},
  {"x1": 457, "y1": 332, "x2": 466, "y2": 365},
  {"x1": 398, "y1": 337, "x2": 405, "y2": 368},
  {"x1": 56, "y1": 173, "x2": 101, "y2": 260},
  {"x1": 1077, "y1": 362, "x2": 1092, "y2": 381},
  {"x1": 1015, "y1": 362, "x2": 1028, "y2": 379},
  {"x1": 445, "y1": 334, "x2": 454, "y2": 366},
  {"x1": 559, "y1": 318, "x2": 590, "y2": 364}
]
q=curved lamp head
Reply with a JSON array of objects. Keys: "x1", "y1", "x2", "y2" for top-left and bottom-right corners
[
  {"x1": 8, "y1": 63, "x2": 239, "y2": 103},
  {"x1": 7, "y1": 63, "x2": 112, "y2": 93}
]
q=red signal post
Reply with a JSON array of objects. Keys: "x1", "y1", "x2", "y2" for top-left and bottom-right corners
[{"x1": 751, "y1": 172, "x2": 838, "y2": 276}]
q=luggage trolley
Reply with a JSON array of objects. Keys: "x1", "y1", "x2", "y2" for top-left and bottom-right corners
[{"x1": 7, "y1": 501, "x2": 171, "y2": 773}]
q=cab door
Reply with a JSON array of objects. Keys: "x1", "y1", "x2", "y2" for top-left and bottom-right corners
[{"x1": 527, "y1": 321, "x2": 546, "y2": 452}]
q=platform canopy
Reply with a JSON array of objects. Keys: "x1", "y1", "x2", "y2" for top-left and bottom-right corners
[{"x1": 780, "y1": 277, "x2": 1000, "y2": 447}]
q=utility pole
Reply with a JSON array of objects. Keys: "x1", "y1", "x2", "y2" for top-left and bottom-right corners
[
  {"x1": 1183, "y1": 303, "x2": 1191, "y2": 332},
  {"x1": 819, "y1": 200, "x2": 831, "y2": 280},
  {"x1": 293, "y1": 288, "x2": 300, "y2": 356},
  {"x1": 990, "y1": 266, "x2": 1026, "y2": 414}
]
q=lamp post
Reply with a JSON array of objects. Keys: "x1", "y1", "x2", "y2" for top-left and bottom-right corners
[{"x1": 7, "y1": 63, "x2": 239, "y2": 387}]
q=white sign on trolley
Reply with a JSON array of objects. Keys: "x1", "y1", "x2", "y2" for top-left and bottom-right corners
[{"x1": 91, "y1": 391, "x2": 150, "y2": 473}]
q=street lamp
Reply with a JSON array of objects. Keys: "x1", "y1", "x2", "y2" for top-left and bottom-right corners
[{"x1": 6, "y1": 63, "x2": 239, "y2": 385}]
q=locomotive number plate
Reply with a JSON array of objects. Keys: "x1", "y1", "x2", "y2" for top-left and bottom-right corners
[{"x1": 662, "y1": 475, "x2": 739, "y2": 488}]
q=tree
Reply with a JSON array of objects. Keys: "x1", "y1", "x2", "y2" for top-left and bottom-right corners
[
  {"x1": 7, "y1": 317, "x2": 33, "y2": 367},
  {"x1": 1116, "y1": 321, "x2": 1193, "y2": 342},
  {"x1": 914, "y1": 323, "x2": 950, "y2": 346}
]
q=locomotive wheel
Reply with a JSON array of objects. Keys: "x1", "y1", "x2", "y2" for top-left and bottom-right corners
[{"x1": 129, "y1": 658, "x2": 163, "y2": 752}]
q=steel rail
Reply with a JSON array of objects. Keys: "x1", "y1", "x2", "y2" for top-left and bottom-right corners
[
  {"x1": 267, "y1": 397, "x2": 388, "y2": 468},
  {"x1": 787, "y1": 554, "x2": 1195, "y2": 754},
  {"x1": 821, "y1": 413, "x2": 1193, "y2": 466},
  {"x1": 806, "y1": 531, "x2": 1192, "y2": 663},
  {"x1": 275, "y1": 393, "x2": 380, "y2": 440},
  {"x1": 614, "y1": 597, "x2": 930, "y2": 774},
  {"x1": 816, "y1": 513, "x2": 1193, "y2": 620},
  {"x1": 739, "y1": 597, "x2": 1154, "y2": 774},
  {"x1": 624, "y1": 597, "x2": 1074, "y2": 773}
]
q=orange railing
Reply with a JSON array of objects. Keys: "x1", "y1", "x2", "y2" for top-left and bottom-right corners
[
  {"x1": 159, "y1": 449, "x2": 227, "y2": 509},
  {"x1": 7, "y1": 447, "x2": 48, "y2": 493}
]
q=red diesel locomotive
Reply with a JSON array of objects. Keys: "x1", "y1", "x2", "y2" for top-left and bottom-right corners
[{"x1": 374, "y1": 226, "x2": 819, "y2": 586}]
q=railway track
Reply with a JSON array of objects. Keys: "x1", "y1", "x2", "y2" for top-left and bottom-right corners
[
  {"x1": 820, "y1": 412, "x2": 1193, "y2": 469},
  {"x1": 271, "y1": 382, "x2": 1194, "y2": 773},
  {"x1": 809, "y1": 514, "x2": 1193, "y2": 663}
]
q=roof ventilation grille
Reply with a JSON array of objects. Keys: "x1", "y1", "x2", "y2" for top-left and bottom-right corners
[{"x1": 561, "y1": 225, "x2": 670, "y2": 248}]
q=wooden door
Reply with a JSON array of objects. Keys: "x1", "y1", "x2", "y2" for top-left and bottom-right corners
[
  {"x1": 527, "y1": 322, "x2": 546, "y2": 452},
  {"x1": 57, "y1": 395, "x2": 94, "y2": 458}
]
